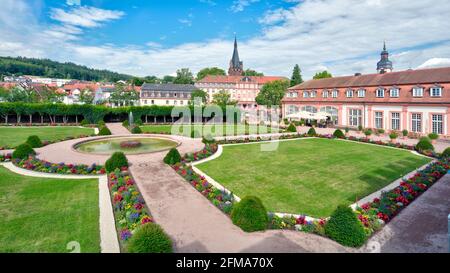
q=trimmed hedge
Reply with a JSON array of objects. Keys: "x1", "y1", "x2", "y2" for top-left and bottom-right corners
[
  {"x1": 163, "y1": 148, "x2": 181, "y2": 165},
  {"x1": 127, "y1": 223, "x2": 173, "y2": 253},
  {"x1": 98, "y1": 126, "x2": 112, "y2": 136},
  {"x1": 333, "y1": 129, "x2": 345, "y2": 139},
  {"x1": 105, "y1": 152, "x2": 128, "y2": 172},
  {"x1": 231, "y1": 196, "x2": 268, "y2": 232},
  {"x1": 415, "y1": 139, "x2": 434, "y2": 152},
  {"x1": 324, "y1": 206, "x2": 366, "y2": 247},
  {"x1": 26, "y1": 135, "x2": 43, "y2": 148},
  {"x1": 12, "y1": 143, "x2": 36, "y2": 160},
  {"x1": 307, "y1": 127, "x2": 316, "y2": 136},
  {"x1": 286, "y1": 123, "x2": 297, "y2": 133},
  {"x1": 131, "y1": 126, "x2": 142, "y2": 134},
  {"x1": 442, "y1": 147, "x2": 450, "y2": 158},
  {"x1": 80, "y1": 119, "x2": 89, "y2": 126}
]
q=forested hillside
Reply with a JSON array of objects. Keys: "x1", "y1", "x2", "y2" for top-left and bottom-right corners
[{"x1": 0, "y1": 56, "x2": 133, "y2": 82}]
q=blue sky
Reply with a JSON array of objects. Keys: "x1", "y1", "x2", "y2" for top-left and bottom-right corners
[{"x1": 1, "y1": 0, "x2": 450, "y2": 79}]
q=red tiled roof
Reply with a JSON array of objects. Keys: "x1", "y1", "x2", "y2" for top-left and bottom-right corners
[
  {"x1": 290, "y1": 67, "x2": 450, "y2": 90},
  {"x1": 62, "y1": 83, "x2": 98, "y2": 91},
  {"x1": 0, "y1": 82, "x2": 18, "y2": 89},
  {"x1": 197, "y1": 75, "x2": 287, "y2": 84}
]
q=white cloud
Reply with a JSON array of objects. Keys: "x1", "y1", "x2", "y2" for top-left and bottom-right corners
[
  {"x1": 1, "y1": 0, "x2": 450, "y2": 80},
  {"x1": 230, "y1": 0, "x2": 260, "y2": 13},
  {"x1": 50, "y1": 6, "x2": 124, "y2": 28},
  {"x1": 178, "y1": 19, "x2": 192, "y2": 27},
  {"x1": 418, "y1": 58, "x2": 450, "y2": 69}
]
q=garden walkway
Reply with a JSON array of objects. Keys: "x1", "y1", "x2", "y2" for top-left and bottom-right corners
[
  {"x1": 105, "y1": 122, "x2": 131, "y2": 135},
  {"x1": 362, "y1": 174, "x2": 450, "y2": 253}
]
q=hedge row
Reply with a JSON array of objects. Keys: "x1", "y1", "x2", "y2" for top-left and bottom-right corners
[{"x1": 0, "y1": 102, "x2": 241, "y2": 124}]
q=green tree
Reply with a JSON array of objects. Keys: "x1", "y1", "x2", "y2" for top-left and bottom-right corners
[
  {"x1": 242, "y1": 69, "x2": 264, "y2": 76},
  {"x1": 197, "y1": 67, "x2": 226, "y2": 80},
  {"x1": 79, "y1": 89, "x2": 94, "y2": 104},
  {"x1": 162, "y1": 75, "x2": 175, "y2": 83},
  {"x1": 109, "y1": 83, "x2": 139, "y2": 107},
  {"x1": 255, "y1": 80, "x2": 289, "y2": 108},
  {"x1": 212, "y1": 90, "x2": 237, "y2": 106},
  {"x1": 190, "y1": 89, "x2": 208, "y2": 105},
  {"x1": 290, "y1": 64, "x2": 303, "y2": 87},
  {"x1": 313, "y1": 70, "x2": 333, "y2": 80},
  {"x1": 173, "y1": 68, "x2": 194, "y2": 84},
  {"x1": 131, "y1": 77, "x2": 145, "y2": 86}
]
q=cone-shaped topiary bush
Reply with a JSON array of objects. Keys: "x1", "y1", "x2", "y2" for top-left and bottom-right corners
[
  {"x1": 415, "y1": 138, "x2": 434, "y2": 152},
  {"x1": 307, "y1": 127, "x2": 316, "y2": 136},
  {"x1": 163, "y1": 148, "x2": 181, "y2": 165},
  {"x1": 80, "y1": 119, "x2": 90, "y2": 126},
  {"x1": 98, "y1": 120, "x2": 105, "y2": 127},
  {"x1": 26, "y1": 135, "x2": 43, "y2": 148},
  {"x1": 442, "y1": 147, "x2": 450, "y2": 158},
  {"x1": 324, "y1": 205, "x2": 367, "y2": 247},
  {"x1": 122, "y1": 120, "x2": 129, "y2": 127},
  {"x1": 105, "y1": 152, "x2": 128, "y2": 172},
  {"x1": 333, "y1": 129, "x2": 345, "y2": 139},
  {"x1": 127, "y1": 223, "x2": 173, "y2": 253},
  {"x1": 231, "y1": 196, "x2": 268, "y2": 232},
  {"x1": 98, "y1": 126, "x2": 112, "y2": 136},
  {"x1": 286, "y1": 123, "x2": 297, "y2": 132},
  {"x1": 12, "y1": 143, "x2": 36, "y2": 160},
  {"x1": 131, "y1": 126, "x2": 142, "y2": 134}
]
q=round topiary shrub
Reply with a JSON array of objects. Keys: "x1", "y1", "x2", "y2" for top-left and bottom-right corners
[
  {"x1": 333, "y1": 129, "x2": 345, "y2": 139},
  {"x1": 80, "y1": 119, "x2": 89, "y2": 126},
  {"x1": 231, "y1": 196, "x2": 268, "y2": 232},
  {"x1": 307, "y1": 127, "x2": 316, "y2": 136},
  {"x1": 131, "y1": 126, "x2": 142, "y2": 134},
  {"x1": 324, "y1": 205, "x2": 367, "y2": 247},
  {"x1": 134, "y1": 119, "x2": 143, "y2": 126},
  {"x1": 389, "y1": 132, "x2": 398, "y2": 140},
  {"x1": 286, "y1": 123, "x2": 297, "y2": 132},
  {"x1": 402, "y1": 129, "x2": 409, "y2": 137},
  {"x1": 415, "y1": 138, "x2": 434, "y2": 152},
  {"x1": 364, "y1": 129, "x2": 372, "y2": 137},
  {"x1": 127, "y1": 223, "x2": 173, "y2": 253},
  {"x1": 98, "y1": 126, "x2": 112, "y2": 136},
  {"x1": 105, "y1": 152, "x2": 128, "y2": 172},
  {"x1": 26, "y1": 135, "x2": 43, "y2": 148},
  {"x1": 442, "y1": 147, "x2": 450, "y2": 158},
  {"x1": 12, "y1": 143, "x2": 36, "y2": 160},
  {"x1": 163, "y1": 148, "x2": 181, "y2": 165},
  {"x1": 98, "y1": 120, "x2": 106, "y2": 127},
  {"x1": 122, "y1": 120, "x2": 130, "y2": 127},
  {"x1": 428, "y1": 133, "x2": 439, "y2": 140}
]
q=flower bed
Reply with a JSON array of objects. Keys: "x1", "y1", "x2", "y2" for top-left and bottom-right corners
[
  {"x1": 182, "y1": 144, "x2": 218, "y2": 163},
  {"x1": 13, "y1": 156, "x2": 105, "y2": 175},
  {"x1": 120, "y1": 141, "x2": 142, "y2": 149},
  {"x1": 0, "y1": 153, "x2": 12, "y2": 162},
  {"x1": 108, "y1": 169, "x2": 153, "y2": 248}
]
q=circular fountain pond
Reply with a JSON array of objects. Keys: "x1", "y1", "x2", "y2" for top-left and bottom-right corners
[{"x1": 74, "y1": 137, "x2": 178, "y2": 155}]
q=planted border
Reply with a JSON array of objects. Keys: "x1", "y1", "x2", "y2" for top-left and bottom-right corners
[{"x1": 12, "y1": 156, "x2": 105, "y2": 175}]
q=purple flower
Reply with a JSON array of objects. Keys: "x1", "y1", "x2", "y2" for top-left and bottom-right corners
[{"x1": 120, "y1": 229, "x2": 132, "y2": 241}]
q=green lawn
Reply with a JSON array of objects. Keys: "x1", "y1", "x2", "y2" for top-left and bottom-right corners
[
  {"x1": 0, "y1": 166, "x2": 100, "y2": 253},
  {"x1": 197, "y1": 138, "x2": 431, "y2": 217},
  {"x1": 0, "y1": 126, "x2": 95, "y2": 148},
  {"x1": 140, "y1": 124, "x2": 281, "y2": 137}
]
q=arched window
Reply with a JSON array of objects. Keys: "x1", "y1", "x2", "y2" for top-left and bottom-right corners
[{"x1": 301, "y1": 106, "x2": 318, "y2": 113}]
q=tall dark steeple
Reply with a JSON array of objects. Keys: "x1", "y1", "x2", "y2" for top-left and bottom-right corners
[
  {"x1": 377, "y1": 41, "x2": 393, "y2": 74},
  {"x1": 228, "y1": 35, "x2": 244, "y2": 76}
]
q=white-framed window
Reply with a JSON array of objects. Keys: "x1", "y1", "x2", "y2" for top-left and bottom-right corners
[
  {"x1": 390, "y1": 88, "x2": 400, "y2": 97},
  {"x1": 322, "y1": 90, "x2": 329, "y2": 98},
  {"x1": 391, "y1": 112, "x2": 400, "y2": 130},
  {"x1": 301, "y1": 106, "x2": 318, "y2": 113},
  {"x1": 151, "y1": 100, "x2": 154, "y2": 105},
  {"x1": 375, "y1": 112, "x2": 383, "y2": 129},
  {"x1": 412, "y1": 87, "x2": 423, "y2": 97},
  {"x1": 376, "y1": 88, "x2": 385, "y2": 98},
  {"x1": 166, "y1": 100, "x2": 169, "y2": 105},
  {"x1": 346, "y1": 89, "x2": 354, "y2": 98},
  {"x1": 180, "y1": 100, "x2": 184, "y2": 105},
  {"x1": 432, "y1": 114, "x2": 443, "y2": 134},
  {"x1": 287, "y1": 92, "x2": 298, "y2": 98},
  {"x1": 310, "y1": 91, "x2": 317, "y2": 98},
  {"x1": 143, "y1": 100, "x2": 147, "y2": 105},
  {"x1": 287, "y1": 105, "x2": 298, "y2": 115},
  {"x1": 430, "y1": 87, "x2": 442, "y2": 97},
  {"x1": 303, "y1": 91, "x2": 310, "y2": 98},
  {"x1": 357, "y1": 89, "x2": 366, "y2": 98},
  {"x1": 349, "y1": 109, "x2": 362, "y2": 127},
  {"x1": 411, "y1": 113, "x2": 422, "y2": 133},
  {"x1": 332, "y1": 89, "x2": 339, "y2": 98}
]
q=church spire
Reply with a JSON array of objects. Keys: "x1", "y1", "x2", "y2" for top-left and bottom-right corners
[
  {"x1": 229, "y1": 35, "x2": 244, "y2": 76},
  {"x1": 377, "y1": 41, "x2": 393, "y2": 74}
]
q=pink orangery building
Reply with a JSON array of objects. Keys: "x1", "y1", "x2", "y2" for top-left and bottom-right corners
[{"x1": 282, "y1": 45, "x2": 450, "y2": 137}]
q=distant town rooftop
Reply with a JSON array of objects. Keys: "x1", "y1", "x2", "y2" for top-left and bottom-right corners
[{"x1": 141, "y1": 83, "x2": 196, "y2": 92}]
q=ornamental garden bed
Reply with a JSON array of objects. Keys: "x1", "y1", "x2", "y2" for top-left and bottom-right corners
[
  {"x1": 12, "y1": 156, "x2": 105, "y2": 175},
  {"x1": 140, "y1": 124, "x2": 283, "y2": 137},
  {"x1": 0, "y1": 126, "x2": 96, "y2": 150},
  {"x1": 169, "y1": 137, "x2": 449, "y2": 247},
  {"x1": 0, "y1": 165, "x2": 100, "y2": 252}
]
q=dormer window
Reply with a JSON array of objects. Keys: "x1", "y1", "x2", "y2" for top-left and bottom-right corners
[
  {"x1": 412, "y1": 87, "x2": 424, "y2": 97},
  {"x1": 376, "y1": 88, "x2": 385, "y2": 98},
  {"x1": 430, "y1": 86, "x2": 442, "y2": 97},
  {"x1": 331, "y1": 89, "x2": 339, "y2": 98},
  {"x1": 322, "y1": 90, "x2": 329, "y2": 98},
  {"x1": 303, "y1": 91, "x2": 310, "y2": 98},
  {"x1": 390, "y1": 88, "x2": 399, "y2": 98},
  {"x1": 357, "y1": 89, "x2": 366, "y2": 98},
  {"x1": 310, "y1": 90, "x2": 317, "y2": 98},
  {"x1": 346, "y1": 89, "x2": 354, "y2": 98}
]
